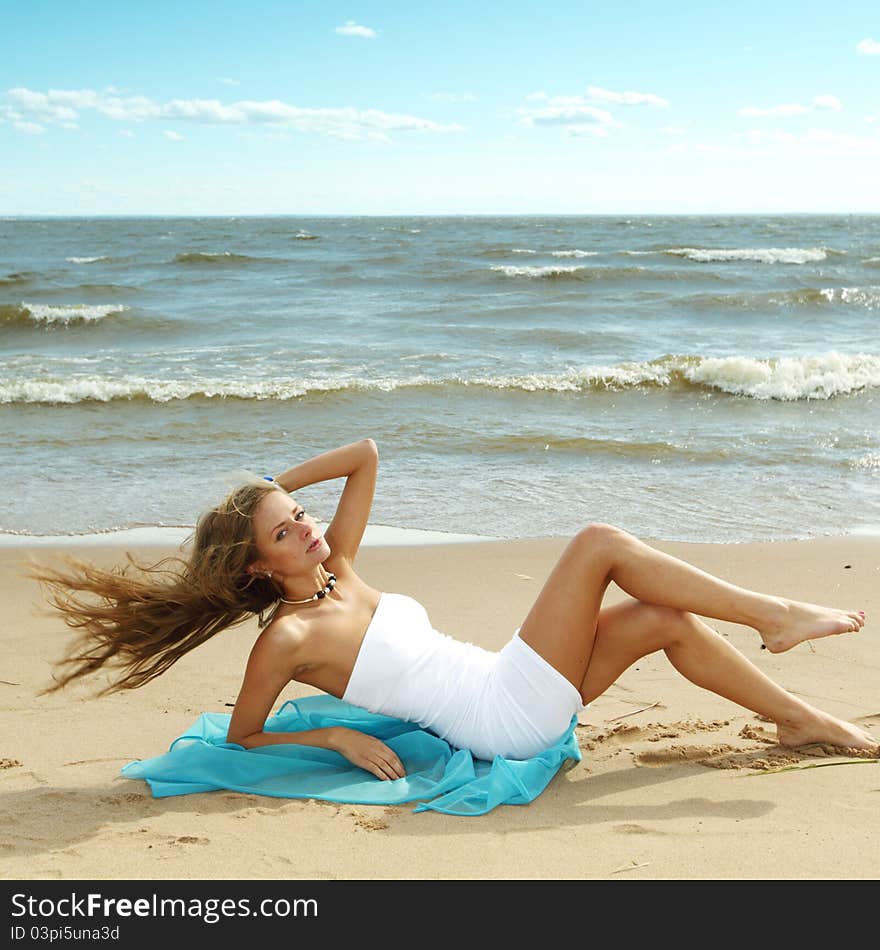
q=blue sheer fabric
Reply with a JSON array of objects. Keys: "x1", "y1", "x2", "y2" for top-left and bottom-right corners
[{"x1": 121, "y1": 694, "x2": 581, "y2": 816}]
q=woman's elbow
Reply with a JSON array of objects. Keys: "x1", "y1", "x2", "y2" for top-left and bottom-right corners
[{"x1": 227, "y1": 731, "x2": 258, "y2": 748}]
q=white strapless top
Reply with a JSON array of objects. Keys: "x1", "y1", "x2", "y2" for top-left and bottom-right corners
[{"x1": 341, "y1": 592, "x2": 497, "y2": 736}]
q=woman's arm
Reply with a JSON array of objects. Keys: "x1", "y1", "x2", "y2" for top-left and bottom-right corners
[
  {"x1": 272, "y1": 438, "x2": 378, "y2": 565},
  {"x1": 237, "y1": 725, "x2": 406, "y2": 781},
  {"x1": 226, "y1": 626, "x2": 404, "y2": 779}
]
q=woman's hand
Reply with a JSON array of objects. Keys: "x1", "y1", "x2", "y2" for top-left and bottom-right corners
[{"x1": 331, "y1": 726, "x2": 406, "y2": 781}]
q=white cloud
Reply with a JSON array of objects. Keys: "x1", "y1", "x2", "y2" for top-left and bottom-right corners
[
  {"x1": 695, "y1": 143, "x2": 724, "y2": 153},
  {"x1": 739, "y1": 95, "x2": 844, "y2": 118},
  {"x1": 737, "y1": 95, "x2": 843, "y2": 118},
  {"x1": 119, "y1": 129, "x2": 135, "y2": 138},
  {"x1": 812, "y1": 94, "x2": 842, "y2": 111},
  {"x1": 1, "y1": 86, "x2": 463, "y2": 141},
  {"x1": 218, "y1": 78, "x2": 241, "y2": 86},
  {"x1": 163, "y1": 130, "x2": 184, "y2": 140},
  {"x1": 865, "y1": 113, "x2": 879, "y2": 124},
  {"x1": 519, "y1": 102, "x2": 616, "y2": 125},
  {"x1": 517, "y1": 85, "x2": 664, "y2": 137},
  {"x1": 856, "y1": 38, "x2": 880, "y2": 55},
  {"x1": 335, "y1": 20, "x2": 377, "y2": 38},
  {"x1": 660, "y1": 125, "x2": 686, "y2": 135},
  {"x1": 4, "y1": 87, "x2": 79, "y2": 122},
  {"x1": 517, "y1": 95, "x2": 621, "y2": 137},
  {"x1": 586, "y1": 85, "x2": 669, "y2": 107},
  {"x1": 14, "y1": 120, "x2": 45, "y2": 134}
]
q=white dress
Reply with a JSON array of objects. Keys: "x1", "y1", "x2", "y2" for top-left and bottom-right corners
[{"x1": 341, "y1": 592, "x2": 587, "y2": 761}]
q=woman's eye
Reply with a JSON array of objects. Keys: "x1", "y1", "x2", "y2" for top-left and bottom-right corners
[
  {"x1": 295, "y1": 510, "x2": 305, "y2": 521},
  {"x1": 276, "y1": 528, "x2": 288, "y2": 540}
]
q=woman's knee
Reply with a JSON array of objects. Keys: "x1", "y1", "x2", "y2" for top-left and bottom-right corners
[
  {"x1": 570, "y1": 522, "x2": 629, "y2": 558},
  {"x1": 648, "y1": 606, "x2": 702, "y2": 645}
]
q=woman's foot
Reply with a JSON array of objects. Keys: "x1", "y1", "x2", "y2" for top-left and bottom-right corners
[
  {"x1": 759, "y1": 599, "x2": 866, "y2": 653},
  {"x1": 776, "y1": 709, "x2": 879, "y2": 754}
]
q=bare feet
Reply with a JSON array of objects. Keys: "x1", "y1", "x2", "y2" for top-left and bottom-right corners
[
  {"x1": 759, "y1": 599, "x2": 866, "y2": 653},
  {"x1": 776, "y1": 709, "x2": 879, "y2": 754}
]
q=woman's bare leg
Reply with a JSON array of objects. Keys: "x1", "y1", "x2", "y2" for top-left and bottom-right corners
[
  {"x1": 516, "y1": 522, "x2": 865, "y2": 693},
  {"x1": 580, "y1": 598, "x2": 877, "y2": 751}
]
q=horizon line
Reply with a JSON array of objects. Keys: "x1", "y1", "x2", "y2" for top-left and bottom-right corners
[{"x1": 3, "y1": 211, "x2": 880, "y2": 219}]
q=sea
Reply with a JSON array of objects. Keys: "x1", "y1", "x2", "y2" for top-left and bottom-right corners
[{"x1": 1, "y1": 214, "x2": 878, "y2": 545}]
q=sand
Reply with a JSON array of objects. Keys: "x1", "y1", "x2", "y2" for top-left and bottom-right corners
[{"x1": 1, "y1": 533, "x2": 878, "y2": 881}]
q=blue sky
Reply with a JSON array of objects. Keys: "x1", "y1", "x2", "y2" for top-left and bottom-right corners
[{"x1": 2, "y1": 1, "x2": 879, "y2": 215}]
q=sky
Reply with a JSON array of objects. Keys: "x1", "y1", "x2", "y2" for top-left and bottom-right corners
[{"x1": 2, "y1": 0, "x2": 880, "y2": 215}]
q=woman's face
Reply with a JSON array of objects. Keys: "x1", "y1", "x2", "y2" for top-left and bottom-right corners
[{"x1": 249, "y1": 490, "x2": 330, "y2": 577}]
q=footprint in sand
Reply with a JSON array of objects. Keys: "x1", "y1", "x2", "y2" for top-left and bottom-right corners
[
  {"x1": 636, "y1": 743, "x2": 742, "y2": 767},
  {"x1": 589, "y1": 719, "x2": 731, "y2": 748},
  {"x1": 0, "y1": 759, "x2": 22, "y2": 769},
  {"x1": 613, "y1": 823, "x2": 667, "y2": 836},
  {"x1": 345, "y1": 808, "x2": 389, "y2": 831},
  {"x1": 98, "y1": 793, "x2": 146, "y2": 806}
]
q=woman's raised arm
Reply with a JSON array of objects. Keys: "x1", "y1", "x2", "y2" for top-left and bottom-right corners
[{"x1": 272, "y1": 438, "x2": 378, "y2": 565}]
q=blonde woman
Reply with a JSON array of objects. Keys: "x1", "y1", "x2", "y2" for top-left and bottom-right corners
[{"x1": 34, "y1": 439, "x2": 875, "y2": 781}]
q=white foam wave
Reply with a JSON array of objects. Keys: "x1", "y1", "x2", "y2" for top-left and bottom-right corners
[
  {"x1": 852, "y1": 452, "x2": 880, "y2": 469},
  {"x1": 19, "y1": 302, "x2": 129, "y2": 324},
  {"x1": 682, "y1": 352, "x2": 880, "y2": 399},
  {"x1": 65, "y1": 256, "x2": 109, "y2": 264},
  {"x1": 511, "y1": 248, "x2": 537, "y2": 254},
  {"x1": 472, "y1": 352, "x2": 880, "y2": 399},
  {"x1": 491, "y1": 264, "x2": 586, "y2": 277},
  {"x1": 550, "y1": 250, "x2": 599, "y2": 258},
  {"x1": 0, "y1": 374, "x2": 431, "y2": 404},
  {"x1": 818, "y1": 286, "x2": 880, "y2": 308},
  {"x1": 3, "y1": 353, "x2": 876, "y2": 403},
  {"x1": 667, "y1": 247, "x2": 828, "y2": 264}
]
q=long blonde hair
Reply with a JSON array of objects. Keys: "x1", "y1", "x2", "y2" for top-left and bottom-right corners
[{"x1": 30, "y1": 481, "x2": 283, "y2": 696}]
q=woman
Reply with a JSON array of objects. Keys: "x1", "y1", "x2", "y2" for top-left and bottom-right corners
[{"x1": 34, "y1": 438, "x2": 875, "y2": 782}]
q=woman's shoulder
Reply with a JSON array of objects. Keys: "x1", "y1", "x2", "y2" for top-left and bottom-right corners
[{"x1": 249, "y1": 610, "x2": 310, "y2": 669}]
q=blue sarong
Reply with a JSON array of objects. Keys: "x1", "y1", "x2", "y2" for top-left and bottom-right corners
[{"x1": 121, "y1": 694, "x2": 581, "y2": 816}]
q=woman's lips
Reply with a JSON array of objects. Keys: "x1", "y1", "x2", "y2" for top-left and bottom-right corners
[{"x1": 307, "y1": 536, "x2": 322, "y2": 552}]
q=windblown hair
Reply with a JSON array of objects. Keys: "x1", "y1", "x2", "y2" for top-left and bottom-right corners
[{"x1": 30, "y1": 481, "x2": 284, "y2": 696}]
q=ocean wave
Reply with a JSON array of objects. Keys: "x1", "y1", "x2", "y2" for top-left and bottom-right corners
[
  {"x1": 65, "y1": 255, "x2": 111, "y2": 264},
  {"x1": 684, "y1": 285, "x2": 880, "y2": 311},
  {"x1": 488, "y1": 263, "x2": 719, "y2": 282},
  {"x1": 466, "y1": 353, "x2": 879, "y2": 400},
  {"x1": 852, "y1": 452, "x2": 880, "y2": 469},
  {"x1": 3, "y1": 353, "x2": 877, "y2": 403},
  {"x1": 473, "y1": 247, "x2": 537, "y2": 258},
  {"x1": 172, "y1": 251, "x2": 287, "y2": 265},
  {"x1": 294, "y1": 231, "x2": 319, "y2": 240},
  {"x1": 665, "y1": 246, "x2": 831, "y2": 264},
  {"x1": 0, "y1": 271, "x2": 36, "y2": 285},
  {"x1": 550, "y1": 250, "x2": 600, "y2": 258},
  {"x1": 475, "y1": 433, "x2": 731, "y2": 461},
  {"x1": 491, "y1": 264, "x2": 589, "y2": 279},
  {"x1": 0, "y1": 302, "x2": 130, "y2": 326}
]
